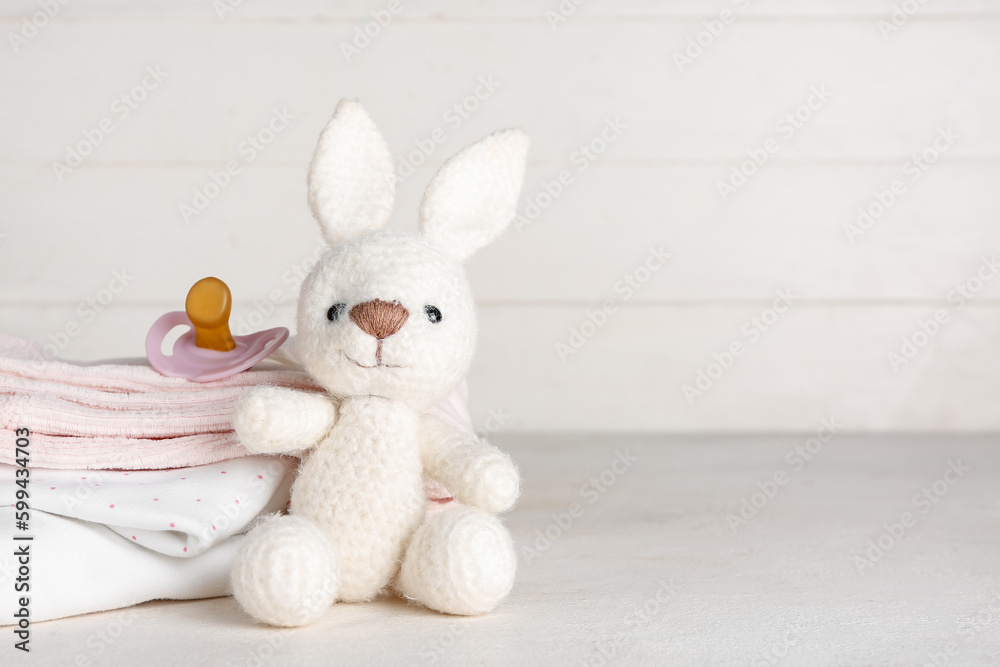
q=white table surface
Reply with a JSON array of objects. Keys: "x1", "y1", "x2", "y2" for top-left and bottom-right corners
[{"x1": 16, "y1": 434, "x2": 1000, "y2": 666}]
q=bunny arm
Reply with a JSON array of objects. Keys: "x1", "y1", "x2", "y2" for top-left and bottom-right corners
[
  {"x1": 418, "y1": 413, "x2": 520, "y2": 514},
  {"x1": 232, "y1": 386, "x2": 337, "y2": 455}
]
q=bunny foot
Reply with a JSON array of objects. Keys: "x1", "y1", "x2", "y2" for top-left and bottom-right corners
[
  {"x1": 396, "y1": 505, "x2": 516, "y2": 615},
  {"x1": 231, "y1": 514, "x2": 339, "y2": 626}
]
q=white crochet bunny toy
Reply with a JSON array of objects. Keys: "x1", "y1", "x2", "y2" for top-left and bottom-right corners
[{"x1": 229, "y1": 99, "x2": 528, "y2": 627}]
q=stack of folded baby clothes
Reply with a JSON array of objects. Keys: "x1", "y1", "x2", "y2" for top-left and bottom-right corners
[{"x1": 0, "y1": 334, "x2": 470, "y2": 623}]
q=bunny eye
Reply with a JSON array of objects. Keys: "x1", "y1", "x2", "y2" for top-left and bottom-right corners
[
  {"x1": 424, "y1": 305, "x2": 442, "y2": 323},
  {"x1": 327, "y1": 302, "x2": 347, "y2": 322}
]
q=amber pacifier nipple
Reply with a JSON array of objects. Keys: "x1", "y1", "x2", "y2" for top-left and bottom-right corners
[
  {"x1": 145, "y1": 276, "x2": 290, "y2": 382},
  {"x1": 186, "y1": 277, "x2": 237, "y2": 352}
]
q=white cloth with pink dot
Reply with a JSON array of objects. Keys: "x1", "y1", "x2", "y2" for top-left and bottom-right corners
[{"x1": 19, "y1": 456, "x2": 295, "y2": 557}]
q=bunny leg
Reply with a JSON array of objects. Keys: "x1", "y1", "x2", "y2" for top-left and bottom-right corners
[
  {"x1": 231, "y1": 514, "x2": 339, "y2": 626},
  {"x1": 396, "y1": 505, "x2": 516, "y2": 615}
]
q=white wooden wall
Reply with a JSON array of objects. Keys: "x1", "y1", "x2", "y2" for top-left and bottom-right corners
[{"x1": 1, "y1": 1, "x2": 999, "y2": 432}]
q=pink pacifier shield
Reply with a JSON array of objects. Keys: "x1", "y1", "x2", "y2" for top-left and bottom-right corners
[{"x1": 145, "y1": 311, "x2": 289, "y2": 382}]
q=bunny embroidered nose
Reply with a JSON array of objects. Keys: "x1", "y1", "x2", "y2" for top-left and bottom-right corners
[{"x1": 350, "y1": 299, "x2": 409, "y2": 339}]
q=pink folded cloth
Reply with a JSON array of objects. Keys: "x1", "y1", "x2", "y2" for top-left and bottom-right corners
[
  {"x1": 0, "y1": 334, "x2": 474, "y2": 471},
  {"x1": 0, "y1": 333, "x2": 321, "y2": 393}
]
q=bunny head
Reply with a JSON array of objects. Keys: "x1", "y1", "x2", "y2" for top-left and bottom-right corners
[{"x1": 293, "y1": 99, "x2": 529, "y2": 410}]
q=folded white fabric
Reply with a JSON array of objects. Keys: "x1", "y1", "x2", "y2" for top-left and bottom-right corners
[
  {"x1": 0, "y1": 456, "x2": 295, "y2": 623},
  {"x1": 1, "y1": 456, "x2": 295, "y2": 558},
  {"x1": 0, "y1": 506, "x2": 240, "y2": 624}
]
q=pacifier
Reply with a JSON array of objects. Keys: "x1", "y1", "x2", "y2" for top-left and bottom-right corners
[{"x1": 145, "y1": 277, "x2": 289, "y2": 382}]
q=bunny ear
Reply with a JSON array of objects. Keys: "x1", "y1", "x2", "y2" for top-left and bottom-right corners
[
  {"x1": 307, "y1": 99, "x2": 396, "y2": 246},
  {"x1": 419, "y1": 128, "x2": 530, "y2": 262}
]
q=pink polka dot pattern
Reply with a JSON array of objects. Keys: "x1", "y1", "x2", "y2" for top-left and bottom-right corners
[{"x1": 25, "y1": 455, "x2": 300, "y2": 567}]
